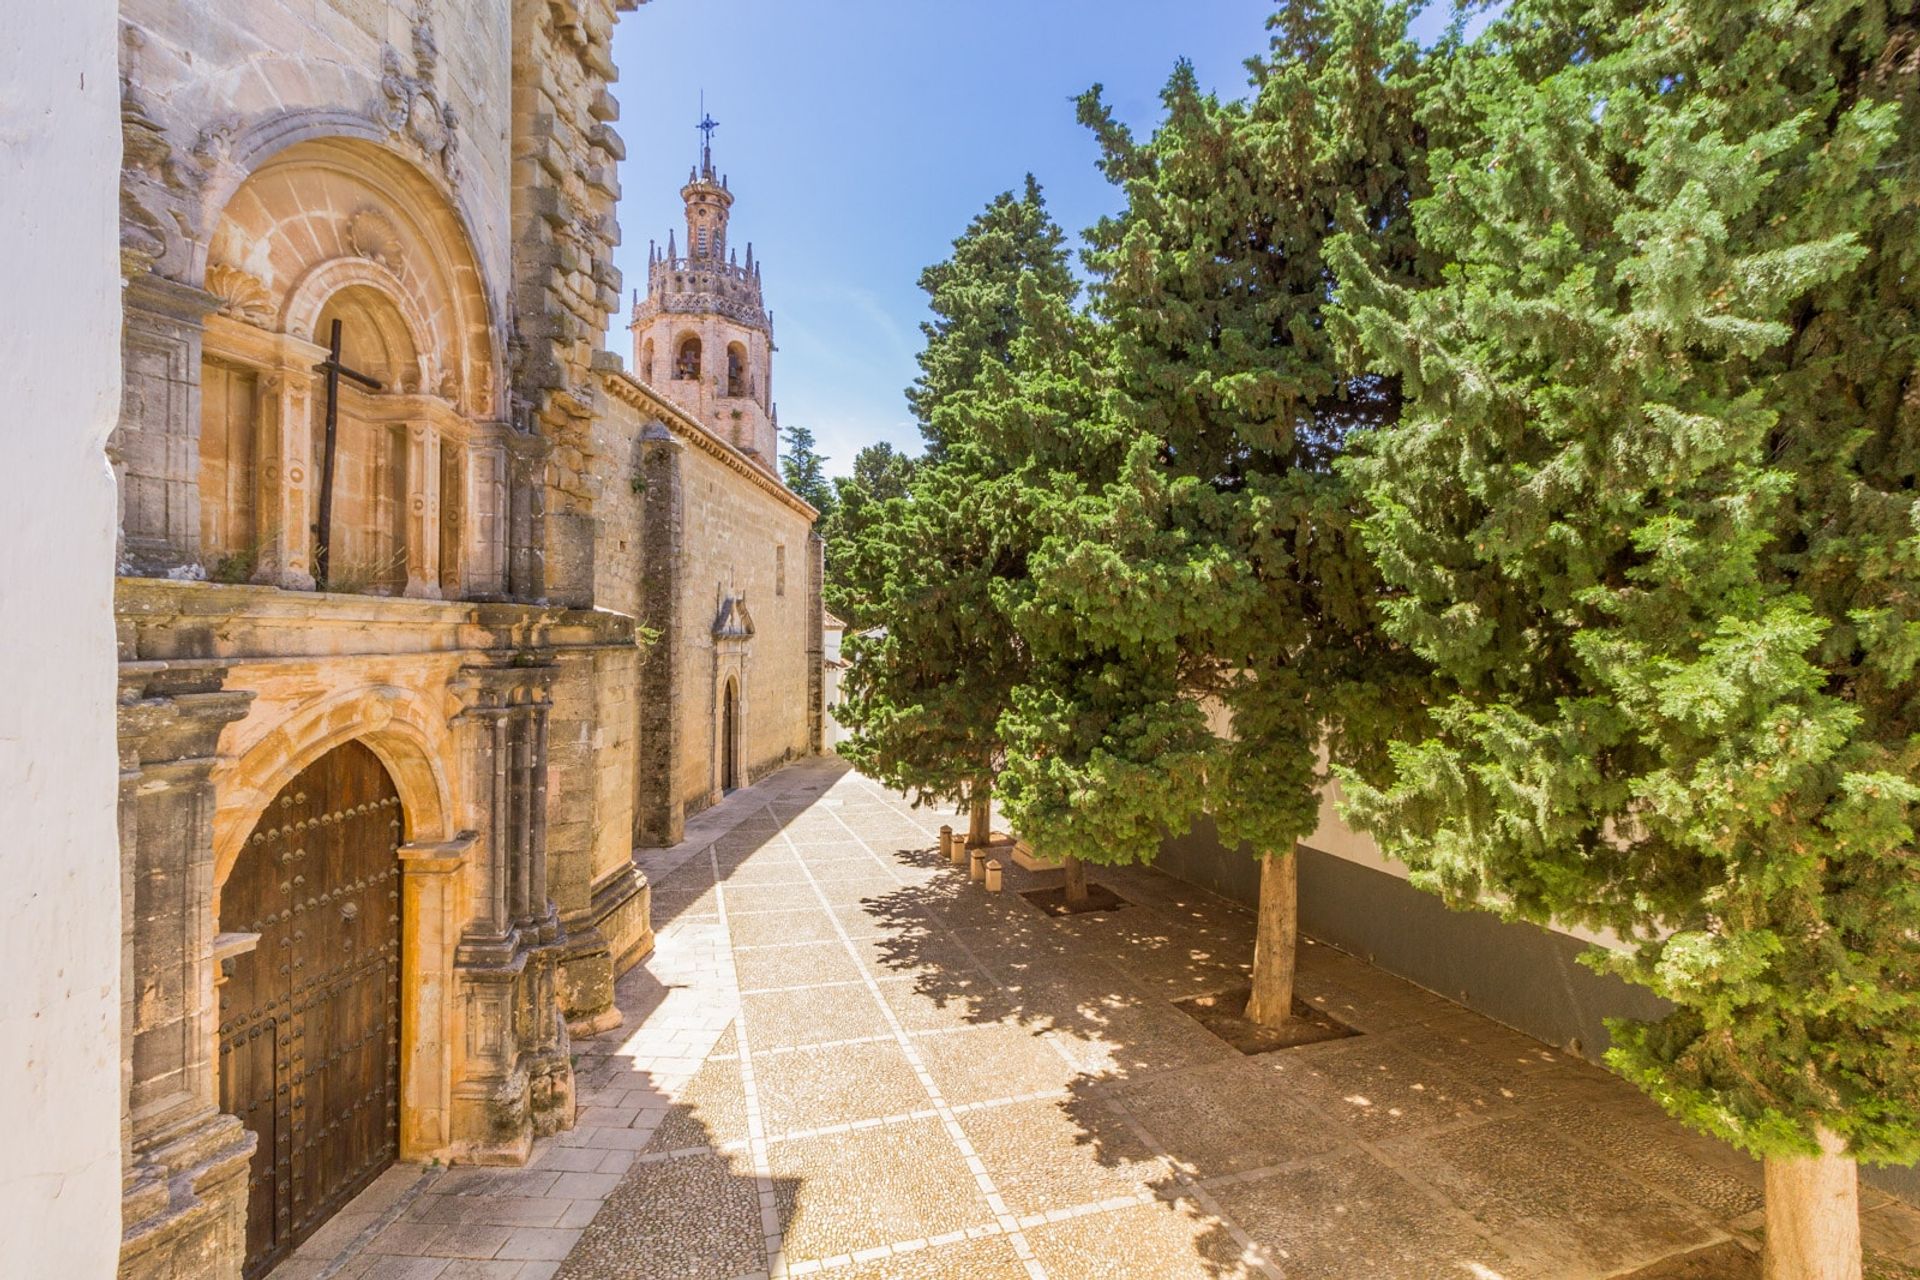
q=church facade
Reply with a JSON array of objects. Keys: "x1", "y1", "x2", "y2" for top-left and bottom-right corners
[{"x1": 108, "y1": 1, "x2": 819, "y2": 1276}]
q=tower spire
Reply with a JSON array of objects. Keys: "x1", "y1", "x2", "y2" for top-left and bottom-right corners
[{"x1": 697, "y1": 92, "x2": 719, "y2": 181}]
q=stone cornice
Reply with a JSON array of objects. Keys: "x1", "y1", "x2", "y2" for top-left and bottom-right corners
[
  {"x1": 115, "y1": 578, "x2": 639, "y2": 663},
  {"x1": 598, "y1": 367, "x2": 818, "y2": 523}
]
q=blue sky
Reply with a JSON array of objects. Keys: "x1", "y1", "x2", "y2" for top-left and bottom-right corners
[{"x1": 607, "y1": 2, "x2": 1463, "y2": 478}]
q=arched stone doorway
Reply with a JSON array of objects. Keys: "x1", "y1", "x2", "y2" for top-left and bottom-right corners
[
  {"x1": 217, "y1": 739, "x2": 404, "y2": 1278},
  {"x1": 722, "y1": 677, "x2": 741, "y2": 793}
]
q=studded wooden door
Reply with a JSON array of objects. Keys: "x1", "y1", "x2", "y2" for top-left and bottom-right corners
[{"x1": 218, "y1": 740, "x2": 404, "y2": 1278}]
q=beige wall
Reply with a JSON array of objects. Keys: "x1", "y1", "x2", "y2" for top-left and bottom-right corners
[
  {"x1": 674, "y1": 431, "x2": 815, "y2": 800},
  {"x1": 594, "y1": 372, "x2": 817, "y2": 826}
]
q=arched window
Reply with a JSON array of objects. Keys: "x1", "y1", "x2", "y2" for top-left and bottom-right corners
[
  {"x1": 676, "y1": 335, "x2": 702, "y2": 381},
  {"x1": 726, "y1": 343, "x2": 747, "y2": 398},
  {"x1": 642, "y1": 339, "x2": 655, "y2": 382}
]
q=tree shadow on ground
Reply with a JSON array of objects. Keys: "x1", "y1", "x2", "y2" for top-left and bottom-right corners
[{"x1": 848, "y1": 843, "x2": 1277, "y2": 1277}]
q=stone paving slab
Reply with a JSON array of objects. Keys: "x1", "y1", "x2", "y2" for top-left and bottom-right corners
[{"x1": 277, "y1": 759, "x2": 1920, "y2": 1280}]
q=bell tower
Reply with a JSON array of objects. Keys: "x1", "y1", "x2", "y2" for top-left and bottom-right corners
[{"x1": 630, "y1": 109, "x2": 779, "y2": 472}]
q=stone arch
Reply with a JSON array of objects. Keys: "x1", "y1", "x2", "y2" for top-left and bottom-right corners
[
  {"x1": 211, "y1": 683, "x2": 457, "y2": 905},
  {"x1": 286, "y1": 258, "x2": 436, "y2": 392},
  {"x1": 642, "y1": 338, "x2": 656, "y2": 383},
  {"x1": 676, "y1": 332, "x2": 704, "y2": 382},
  {"x1": 189, "y1": 109, "x2": 503, "y2": 361},
  {"x1": 721, "y1": 675, "x2": 741, "y2": 792},
  {"x1": 202, "y1": 133, "x2": 497, "y2": 417},
  {"x1": 726, "y1": 341, "x2": 748, "y2": 398}
]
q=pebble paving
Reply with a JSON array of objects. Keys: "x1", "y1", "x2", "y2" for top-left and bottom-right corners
[{"x1": 271, "y1": 759, "x2": 1920, "y2": 1280}]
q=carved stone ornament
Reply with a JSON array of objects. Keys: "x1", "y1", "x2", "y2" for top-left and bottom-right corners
[
  {"x1": 346, "y1": 208, "x2": 402, "y2": 268},
  {"x1": 119, "y1": 26, "x2": 201, "y2": 272},
  {"x1": 205, "y1": 264, "x2": 274, "y2": 325},
  {"x1": 376, "y1": 2, "x2": 460, "y2": 183}
]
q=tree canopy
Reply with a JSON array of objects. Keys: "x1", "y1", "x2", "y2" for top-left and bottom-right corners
[
  {"x1": 1335, "y1": 0, "x2": 1920, "y2": 1169},
  {"x1": 834, "y1": 180, "x2": 1080, "y2": 820},
  {"x1": 779, "y1": 423, "x2": 835, "y2": 518}
]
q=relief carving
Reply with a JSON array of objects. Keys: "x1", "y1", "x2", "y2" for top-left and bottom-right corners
[
  {"x1": 346, "y1": 208, "x2": 402, "y2": 269},
  {"x1": 119, "y1": 28, "x2": 201, "y2": 274},
  {"x1": 376, "y1": 3, "x2": 461, "y2": 184},
  {"x1": 205, "y1": 264, "x2": 274, "y2": 325}
]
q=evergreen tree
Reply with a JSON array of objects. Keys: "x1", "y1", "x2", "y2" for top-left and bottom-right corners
[
  {"x1": 779, "y1": 423, "x2": 835, "y2": 518},
  {"x1": 820, "y1": 442, "x2": 918, "y2": 629},
  {"x1": 999, "y1": 0, "x2": 1433, "y2": 1016},
  {"x1": 907, "y1": 175, "x2": 1076, "y2": 460},
  {"x1": 837, "y1": 182, "x2": 1080, "y2": 840},
  {"x1": 1334, "y1": 2, "x2": 1919, "y2": 1273}
]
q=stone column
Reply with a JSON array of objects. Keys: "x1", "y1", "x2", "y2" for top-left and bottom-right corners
[
  {"x1": 404, "y1": 422, "x2": 443, "y2": 598},
  {"x1": 116, "y1": 273, "x2": 217, "y2": 577},
  {"x1": 634, "y1": 421, "x2": 684, "y2": 846},
  {"x1": 116, "y1": 662, "x2": 256, "y2": 1280},
  {"x1": 807, "y1": 529, "x2": 826, "y2": 755},
  {"x1": 446, "y1": 661, "x2": 568, "y2": 1164},
  {"x1": 397, "y1": 838, "x2": 470, "y2": 1160}
]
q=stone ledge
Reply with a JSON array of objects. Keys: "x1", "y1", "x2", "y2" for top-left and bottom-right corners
[{"x1": 117, "y1": 577, "x2": 640, "y2": 662}]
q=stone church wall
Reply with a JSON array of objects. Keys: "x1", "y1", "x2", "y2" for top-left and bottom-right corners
[
  {"x1": 673, "y1": 424, "x2": 817, "y2": 803},
  {"x1": 108, "y1": 0, "x2": 656, "y2": 1275},
  {"x1": 597, "y1": 370, "x2": 819, "y2": 844},
  {"x1": 0, "y1": 3, "x2": 126, "y2": 1274}
]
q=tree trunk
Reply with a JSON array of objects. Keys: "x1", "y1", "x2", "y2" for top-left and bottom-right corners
[
  {"x1": 1763, "y1": 1127, "x2": 1861, "y2": 1280},
  {"x1": 968, "y1": 777, "x2": 992, "y2": 848},
  {"x1": 1243, "y1": 848, "x2": 1298, "y2": 1029},
  {"x1": 1062, "y1": 854, "x2": 1089, "y2": 909}
]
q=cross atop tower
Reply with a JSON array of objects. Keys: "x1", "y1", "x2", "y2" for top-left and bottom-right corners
[{"x1": 697, "y1": 104, "x2": 719, "y2": 178}]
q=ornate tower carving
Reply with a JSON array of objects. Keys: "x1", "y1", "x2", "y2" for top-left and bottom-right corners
[{"x1": 629, "y1": 114, "x2": 779, "y2": 470}]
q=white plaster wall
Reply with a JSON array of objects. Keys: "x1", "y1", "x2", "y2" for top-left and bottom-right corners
[{"x1": 0, "y1": 2, "x2": 127, "y2": 1274}]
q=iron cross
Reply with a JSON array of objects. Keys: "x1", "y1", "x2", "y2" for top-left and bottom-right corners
[{"x1": 311, "y1": 317, "x2": 383, "y2": 590}]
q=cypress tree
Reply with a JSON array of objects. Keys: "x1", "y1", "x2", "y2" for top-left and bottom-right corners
[
  {"x1": 836, "y1": 182, "x2": 1079, "y2": 840},
  {"x1": 999, "y1": 0, "x2": 1433, "y2": 1020},
  {"x1": 820, "y1": 442, "x2": 917, "y2": 631},
  {"x1": 779, "y1": 423, "x2": 835, "y2": 517},
  {"x1": 1335, "y1": 2, "x2": 1919, "y2": 1273}
]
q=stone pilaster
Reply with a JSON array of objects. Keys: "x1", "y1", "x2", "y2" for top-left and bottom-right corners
[
  {"x1": 254, "y1": 360, "x2": 319, "y2": 590},
  {"x1": 448, "y1": 661, "x2": 573, "y2": 1163},
  {"x1": 116, "y1": 662, "x2": 255, "y2": 1280},
  {"x1": 116, "y1": 273, "x2": 217, "y2": 577},
  {"x1": 634, "y1": 421, "x2": 684, "y2": 846},
  {"x1": 404, "y1": 421, "x2": 444, "y2": 599},
  {"x1": 807, "y1": 529, "x2": 826, "y2": 756}
]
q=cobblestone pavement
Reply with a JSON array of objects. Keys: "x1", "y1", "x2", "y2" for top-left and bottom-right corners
[{"x1": 274, "y1": 759, "x2": 1920, "y2": 1280}]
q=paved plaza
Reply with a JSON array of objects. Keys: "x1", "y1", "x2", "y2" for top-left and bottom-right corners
[{"x1": 269, "y1": 761, "x2": 1920, "y2": 1280}]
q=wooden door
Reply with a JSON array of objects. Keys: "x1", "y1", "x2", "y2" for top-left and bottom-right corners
[
  {"x1": 218, "y1": 740, "x2": 404, "y2": 1278},
  {"x1": 722, "y1": 680, "x2": 739, "y2": 792}
]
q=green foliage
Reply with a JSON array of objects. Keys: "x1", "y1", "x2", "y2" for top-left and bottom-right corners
[
  {"x1": 820, "y1": 442, "x2": 918, "y2": 629},
  {"x1": 995, "y1": 0, "x2": 1437, "y2": 870},
  {"x1": 1334, "y1": 0, "x2": 1920, "y2": 1162},
  {"x1": 835, "y1": 182, "x2": 1080, "y2": 813},
  {"x1": 779, "y1": 423, "x2": 836, "y2": 518},
  {"x1": 907, "y1": 175, "x2": 1076, "y2": 460}
]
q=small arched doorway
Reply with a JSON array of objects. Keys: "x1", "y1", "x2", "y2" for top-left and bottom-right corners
[
  {"x1": 218, "y1": 740, "x2": 404, "y2": 1277},
  {"x1": 722, "y1": 678, "x2": 741, "y2": 792}
]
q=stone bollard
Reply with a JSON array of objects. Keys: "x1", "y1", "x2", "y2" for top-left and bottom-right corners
[
  {"x1": 939, "y1": 825, "x2": 954, "y2": 864},
  {"x1": 985, "y1": 860, "x2": 1003, "y2": 893},
  {"x1": 950, "y1": 832, "x2": 968, "y2": 867},
  {"x1": 969, "y1": 847, "x2": 986, "y2": 883}
]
